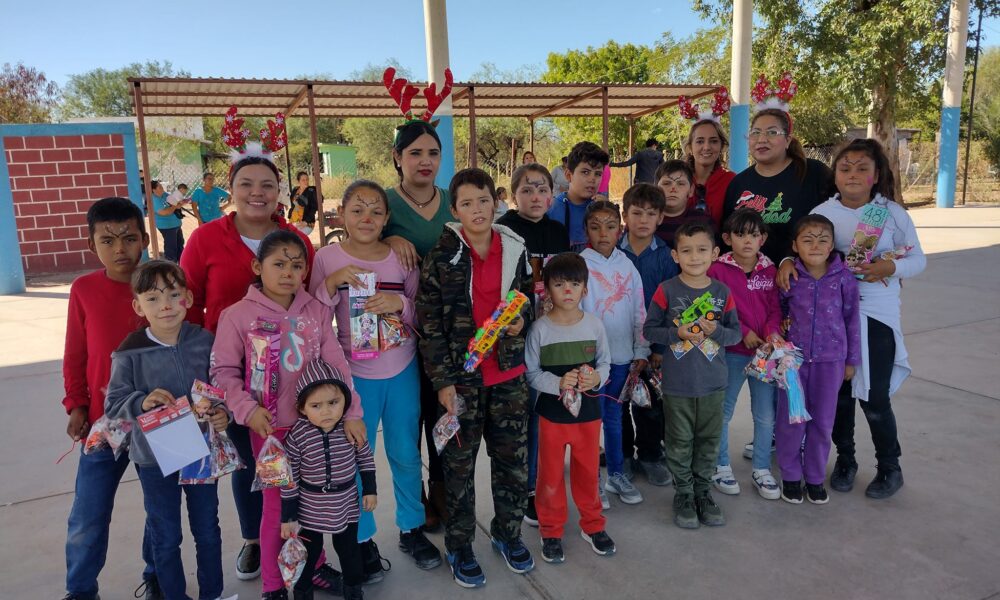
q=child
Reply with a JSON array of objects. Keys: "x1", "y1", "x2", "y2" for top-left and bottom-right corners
[
  {"x1": 212, "y1": 230, "x2": 366, "y2": 600},
  {"x1": 525, "y1": 253, "x2": 615, "y2": 564},
  {"x1": 580, "y1": 201, "x2": 650, "y2": 506},
  {"x1": 104, "y1": 260, "x2": 230, "y2": 600},
  {"x1": 707, "y1": 209, "x2": 783, "y2": 500},
  {"x1": 617, "y1": 183, "x2": 678, "y2": 487},
  {"x1": 151, "y1": 180, "x2": 186, "y2": 262},
  {"x1": 546, "y1": 141, "x2": 610, "y2": 251},
  {"x1": 281, "y1": 359, "x2": 377, "y2": 600},
  {"x1": 62, "y1": 197, "x2": 152, "y2": 600},
  {"x1": 496, "y1": 163, "x2": 570, "y2": 525},
  {"x1": 308, "y1": 180, "x2": 441, "y2": 578},
  {"x1": 494, "y1": 186, "x2": 510, "y2": 220},
  {"x1": 643, "y1": 221, "x2": 742, "y2": 529},
  {"x1": 654, "y1": 160, "x2": 714, "y2": 248},
  {"x1": 191, "y1": 171, "x2": 230, "y2": 224},
  {"x1": 790, "y1": 138, "x2": 923, "y2": 499},
  {"x1": 777, "y1": 215, "x2": 860, "y2": 505},
  {"x1": 416, "y1": 168, "x2": 535, "y2": 588}
]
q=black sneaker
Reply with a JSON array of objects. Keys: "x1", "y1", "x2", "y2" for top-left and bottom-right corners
[
  {"x1": 672, "y1": 493, "x2": 699, "y2": 529},
  {"x1": 830, "y1": 457, "x2": 858, "y2": 492},
  {"x1": 806, "y1": 483, "x2": 829, "y2": 504},
  {"x1": 292, "y1": 589, "x2": 314, "y2": 600},
  {"x1": 541, "y1": 538, "x2": 564, "y2": 564},
  {"x1": 261, "y1": 590, "x2": 289, "y2": 600},
  {"x1": 782, "y1": 480, "x2": 804, "y2": 504},
  {"x1": 865, "y1": 468, "x2": 904, "y2": 499},
  {"x1": 523, "y1": 494, "x2": 539, "y2": 527},
  {"x1": 133, "y1": 575, "x2": 162, "y2": 599},
  {"x1": 236, "y1": 541, "x2": 261, "y2": 581},
  {"x1": 311, "y1": 563, "x2": 343, "y2": 596},
  {"x1": 695, "y1": 493, "x2": 725, "y2": 526},
  {"x1": 360, "y1": 539, "x2": 391, "y2": 584},
  {"x1": 580, "y1": 530, "x2": 616, "y2": 556},
  {"x1": 399, "y1": 528, "x2": 442, "y2": 570},
  {"x1": 63, "y1": 594, "x2": 101, "y2": 600}
]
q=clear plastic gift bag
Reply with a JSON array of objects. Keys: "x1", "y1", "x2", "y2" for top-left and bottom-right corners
[
  {"x1": 251, "y1": 434, "x2": 293, "y2": 491},
  {"x1": 432, "y1": 394, "x2": 466, "y2": 453},
  {"x1": 83, "y1": 415, "x2": 132, "y2": 459},
  {"x1": 278, "y1": 524, "x2": 309, "y2": 589},
  {"x1": 623, "y1": 370, "x2": 651, "y2": 408}
]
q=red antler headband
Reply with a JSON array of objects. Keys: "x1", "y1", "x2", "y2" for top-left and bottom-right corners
[
  {"x1": 221, "y1": 106, "x2": 288, "y2": 162},
  {"x1": 751, "y1": 72, "x2": 797, "y2": 113},
  {"x1": 678, "y1": 86, "x2": 731, "y2": 124},
  {"x1": 383, "y1": 67, "x2": 455, "y2": 128}
]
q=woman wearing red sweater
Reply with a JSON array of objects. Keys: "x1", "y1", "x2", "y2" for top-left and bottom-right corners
[{"x1": 684, "y1": 118, "x2": 735, "y2": 229}]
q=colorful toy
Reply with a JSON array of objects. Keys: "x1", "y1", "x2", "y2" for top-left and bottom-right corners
[
  {"x1": 745, "y1": 341, "x2": 810, "y2": 424},
  {"x1": 349, "y1": 272, "x2": 379, "y2": 360},
  {"x1": 246, "y1": 318, "x2": 281, "y2": 423},
  {"x1": 677, "y1": 291, "x2": 719, "y2": 334},
  {"x1": 463, "y1": 290, "x2": 529, "y2": 372}
]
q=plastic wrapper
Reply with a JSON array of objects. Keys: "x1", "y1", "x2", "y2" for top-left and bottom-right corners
[
  {"x1": 83, "y1": 414, "x2": 132, "y2": 459},
  {"x1": 560, "y1": 388, "x2": 582, "y2": 418},
  {"x1": 178, "y1": 428, "x2": 214, "y2": 485},
  {"x1": 246, "y1": 318, "x2": 281, "y2": 422},
  {"x1": 212, "y1": 429, "x2": 244, "y2": 478},
  {"x1": 623, "y1": 370, "x2": 651, "y2": 408},
  {"x1": 745, "y1": 342, "x2": 811, "y2": 424},
  {"x1": 379, "y1": 312, "x2": 410, "y2": 352},
  {"x1": 350, "y1": 273, "x2": 379, "y2": 360},
  {"x1": 252, "y1": 435, "x2": 293, "y2": 491},
  {"x1": 784, "y1": 368, "x2": 811, "y2": 424},
  {"x1": 646, "y1": 368, "x2": 663, "y2": 402},
  {"x1": 278, "y1": 528, "x2": 309, "y2": 589},
  {"x1": 432, "y1": 394, "x2": 466, "y2": 453}
]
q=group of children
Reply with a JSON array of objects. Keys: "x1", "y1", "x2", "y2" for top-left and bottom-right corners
[{"x1": 61, "y1": 136, "x2": 922, "y2": 599}]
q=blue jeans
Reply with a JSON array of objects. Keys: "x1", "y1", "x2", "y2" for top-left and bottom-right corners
[
  {"x1": 527, "y1": 389, "x2": 539, "y2": 491},
  {"x1": 718, "y1": 352, "x2": 776, "y2": 471},
  {"x1": 137, "y1": 464, "x2": 223, "y2": 600},
  {"x1": 355, "y1": 358, "x2": 425, "y2": 541},
  {"x1": 66, "y1": 446, "x2": 152, "y2": 598},
  {"x1": 600, "y1": 364, "x2": 631, "y2": 476}
]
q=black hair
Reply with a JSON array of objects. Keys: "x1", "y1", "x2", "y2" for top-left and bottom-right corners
[
  {"x1": 542, "y1": 252, "x2": 589, "y2": 287},
  {"x1": 751, "y1": 109, "x2": 807, "y2": 181},
  {"x1": 674, "y1": 220, "x2": 717, "y2": 247},
  {"x1": 131, "y1": 259, "x2": 187, "y2": 296},
  {"x1": 229, "y1": 156, "x2": 281, "y2": 187},
  {"x1": 654, "y1": 159, "x2": 694, "y2": 185},
  {"x1": 254, "y1": 230, "x2": 309, "y2": 285},
  {"x1": 511, "y1": 163, "x2": 553, "y2": 193},
  {"x1": 448, "y1": 168, "x2": 497, "y2": 209},
  {"x1": 722, "y1": 207, "x2": 768, "y2": 236},
  {"x1": 177, "y1": 183, "x2": 188, "y2": 191},
  {"x1": 561, "y1": 156, "x2": 568, "y2": 164},
  {"x1": 297, "y1": 381, "x2": 353, "y2": 413},
  {"x1": 645, "y1": 138, "x2": 659, "y2": 148},
  {"x1": 202, "y1": 172, "x2": 213, "y2": 180},
  {"x1": 496, "y1": 187, "x2": 507, "y2": 196},
  {"x1": 567, "y1": 141, "x2": 610, "y2": 173},
  {"x1": 150, "y1": 179, "x2": 162, "y2": 192},
  {"x1": 392, "y1": 120, "x2": 442, "y2": 180},
  {"x1": 583, "y1": 199, "x2": 620, "y2": 227},
  {"x1": 295, "y1": 171, "x2": 309, "y2": 181},
  {"x1": 87, "y1": 197, "x2": 146, "y2": 238},
  {"x1": 342, "y1": 179, "x2": 389, "y2": 212},
  {"x1": 830, "y1": 138, "x2": 897, "y2": 202},
  {"x1": 622, "y1": 183, "x2": 666, "y2": 213},
  {"x1": 792, "y1": 213, "x2": 835, "y2": 240}
]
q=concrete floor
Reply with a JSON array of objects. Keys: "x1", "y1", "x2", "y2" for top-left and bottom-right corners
[{"x1": 1, "y1": 206, "x2": 998, "y2": 600}]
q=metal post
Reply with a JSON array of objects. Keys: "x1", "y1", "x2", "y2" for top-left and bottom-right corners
[
  {"x1": 468, "y1": 86, "x2": 477, "y2": 168},
  {"x1": 961, "y1": 5, "x2": 984, "y2": 206},
  {"x1": 729, "y1": 0, "x2": 752, "y2": 172},
  {"x1": 423, "y1": 0, "x2": 455, "y2": 188},
  {"x1": 510, "y1": 138, "x2": 517, "y2": 177},
  {"x1": 529, "y1": 119, "x2": 535, "y2": 154},
  {"x1": 937, "y1": 0, "x2": 970, "y2": 208},
  {"x1": 284, "y1": 144, "x2": 293, "y2": 195},
  {"x1": 306, "y1": 85, "x2": 326, "y2": 245},
  {"x1": 601, "y1": 86, "x2": 609, "y2": 151},
  {"x1": 132, "y1": 82, "x2": 159, "y2": 258}
]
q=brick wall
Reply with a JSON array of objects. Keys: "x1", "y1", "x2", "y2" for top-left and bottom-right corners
[{"x1": 4, "y1": 133, "x2": 130, "y2": 274}]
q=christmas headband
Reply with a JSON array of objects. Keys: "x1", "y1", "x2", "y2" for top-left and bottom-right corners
[
  {"x1": 221, "y1": 105, "x2": 288, "y2": 164},
  {"x1": 750, "y1": 72, "x2": 797, "y2": 113},
  {"x1": 383, "y1": 67, "x2": 454, "y2": 131},
  {"x1": 678, "y1": 86, "x2": 731, "y2": 124}
]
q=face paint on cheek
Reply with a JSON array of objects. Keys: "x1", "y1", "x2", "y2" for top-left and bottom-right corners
[
  {"x1": 179, "y1": 298, "x2": 189, "y2": 308},
  {"x1": 866, "y1": 176, "x2": 874, "y2": 186}
]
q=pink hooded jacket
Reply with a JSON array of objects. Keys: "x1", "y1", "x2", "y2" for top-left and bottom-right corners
[
  {"x1": 211, "y1": 285, "x2": 362, "y2": 428},
  {"x1": 707, "y1": 252, "x2": 782, "y2": 356}
]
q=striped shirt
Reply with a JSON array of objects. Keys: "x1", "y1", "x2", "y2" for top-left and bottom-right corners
[{"x1": 280, "y1": 418, "x2": 376, "y2": 534}]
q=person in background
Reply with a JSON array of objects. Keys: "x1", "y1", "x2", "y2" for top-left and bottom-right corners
[
  {"x1": 289, "y1": 171, "x2": 319, "y2": 235},
  {"x1": 151, "y1": 180, "x2": 186, "y2": 262},
  {"x1": 610, "y1": 139, "x2": 665, "y2": 185},
  {"x1": 546, "y1": 142, "x2": 609, "y2": 252},
  {"x1": 654, "y1": 161, "x2": 714, "y2": 248},
  {"x1": 494, "y1": 186, "x2": 510, "y2": 220},
  {"x1": 522, "y1": 151, "x2": 536, "y2": 165},
  {"x1": 190, "y1": 172, "x2": 230, "y2": 225},
  {"x1": 551, "y1": 156, "x2": 570, "y2": 197}
]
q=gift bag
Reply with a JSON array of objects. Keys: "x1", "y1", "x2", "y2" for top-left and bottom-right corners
[
  {"x1": 379, "y1": 313, "x2": 410, "y2": 352},
  {"x1": 252, "y1": 435, "x2": 293, "y2": 491},
  {"x1": 246, "y1": 318, "x2": 281, "y2": 423},
  {"x1": 560, "y1": 388, "x2": 582, "y2": 418},
  {"x1": 432, "y1": 394, "x2": 466, "y2": 453},
  {"x1": 623, "y1": 369, "x2": 651, "y2": 408},
  {"x1": 278, "y1": 527, "x2": 309, "y2": 589},
  {"x1": 211, "y1": 428, "x2": 245, "y2": 479},
  {"x1": 83, "y1": 415, "x2": 132, "y2": 458}
]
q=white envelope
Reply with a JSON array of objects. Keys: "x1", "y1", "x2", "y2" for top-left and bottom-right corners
[{"x1": 137, "y1": 396, "x2": 210, "y2": 476}]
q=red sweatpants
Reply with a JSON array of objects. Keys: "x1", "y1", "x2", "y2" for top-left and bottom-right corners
[{"x1": 536, "y1": 417, "x2": 605, "y2": 539}]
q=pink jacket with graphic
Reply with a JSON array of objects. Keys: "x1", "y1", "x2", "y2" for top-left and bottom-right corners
[
  {"x1": 211, "y1": 285, "x2": 362, "y2": 428},
  {"x1": 707, "y1": 252, "x2": 782, "y2": 356}
]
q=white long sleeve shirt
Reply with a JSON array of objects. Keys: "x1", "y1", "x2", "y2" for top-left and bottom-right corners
[{"x1": 580, "y1": 247, "x2": 650, "y2": 365}]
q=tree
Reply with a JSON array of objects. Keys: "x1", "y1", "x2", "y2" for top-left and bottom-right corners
[
  {"x1": 0, "y1": 62, "x2": 59, "y2": 124},
  {"x1": 972, "y1": 47, "x2": 1000, "y2": 171},
  {"x1": 60, "y1": 60, "x2": 190, "y2": 118}
]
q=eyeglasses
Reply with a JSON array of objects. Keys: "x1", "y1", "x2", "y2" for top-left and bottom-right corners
[{"x1": 748, "y1": 129, "x2": 787, "y2": 140}]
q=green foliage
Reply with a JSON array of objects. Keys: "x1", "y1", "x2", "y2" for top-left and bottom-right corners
[
  {"x1": 60, "y1": 60, "x2": 190, "y2": 119},
  {"x1": 0, "y1": 62, "x2": 60, "y2": 124},
  {"x1": 973, "y1": 47, "x2": 1000, "y2": 170}
]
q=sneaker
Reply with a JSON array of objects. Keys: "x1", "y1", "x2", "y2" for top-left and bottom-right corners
[
  {"x1": 360, "y1": 539, "x2": 391, "y2": 584},
  {"x1": 446, "y1": 545, "x2": 486, "y2": 588},
  {"x1": 598, "y1": 477, "x2": 611, "y2": 510},
  {"x1": 311, "y1": 563, "x2": 343, "y2": 596},
  {"x1": 742, "y1": 442, "x2": 754, "y2": 460},
  {"x1": 695, "y1": 493, "x2": 726, "y2": 526},
  {"x1": 711, "y1": 465, "x2": 740, "y2": 495},
  {"x1": 523, "y1": 493, "x2": 539, "y2": 527},
  {"x1": 236, "y1": 541, "x2": 261, "y2": 581},
  {"x1": 541, "y1": 538, "x2": 565, "y2": 564},
  {"x1": 865, "y1": 468, "x2": 904, "y2": 499},
  {"x1": 63, "y1": 595, "x2": 101, "y2": 600},
  {"x1": 133, "y1": 576, "x2": 162, "y2": 599},
  {"x1": 830, "y1": 457, "x2": 859, "y2": 493},
  {"x1": 579, "y1": 530, "x2": 616, "y2": 556},
  {"x1": 751, "y1": 469, "x2": 781, "y2": 500},
  {"x1": 639, "y1": 460, "x2": 672, "y2": 486},
  {"x1": 605, "y1": 472, "x2": 643, "y2": 504},
  {"x1": 672, "y1": 493, "x2": 699, "y2": 529},
  {"x1": 781, "y1": 480, "x2": 804, "y2": 504},
  {"x1": 806, "y1": 483, "x2": 829, "y2": 504},
  {"x1": 261, "y1": 590, "x2": 288, "y2": 600},
  {"x1": 491, "y1": 536, "x2": 535, "y2": 574},
  {"x1": 399, "y1": 528, "x2": 441, "y2": 570}
]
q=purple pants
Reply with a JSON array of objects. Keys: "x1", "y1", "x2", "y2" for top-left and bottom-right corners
[{"x1": 775, "y1": 361, "x2": 845, "y2": 485}]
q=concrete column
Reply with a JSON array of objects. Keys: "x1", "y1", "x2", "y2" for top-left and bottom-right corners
[
  {"x1": 0, "y1": 134, "x2": 26, "y2": 294},
  {"x1": 936, "y1": 0, "x2": 970, "y2": 208},
  {"x1": 423, "y1": 0, "x2": 455, "y2": 187},
  {"x1": 729, "y1": 0, "x2": 752, "y2": 172}
]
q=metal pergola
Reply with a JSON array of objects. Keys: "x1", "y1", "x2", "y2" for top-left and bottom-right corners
[{"x1": 129, "y1": 77, "x2": 720, "y2": 254}]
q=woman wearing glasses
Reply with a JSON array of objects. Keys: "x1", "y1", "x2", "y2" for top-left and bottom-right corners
[{"x1": 722, "y1": 108, "x2": 832, "y2": 263}]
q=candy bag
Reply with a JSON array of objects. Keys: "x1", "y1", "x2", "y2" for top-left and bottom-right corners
[
  {"x1": 560, "y1": 388, "x2": 582, "y2": 418},
  {"x1": 278, "y1": 526, "x2": 309, "y2": 589},
  {"x1": 646, "y1": 368, "x2": 663, "y2": 402},
  {"x1": 83, "y1": 415, "x2": 132, "y2": 458},
  {"x1": 379, "y1": 312, "x2": 410, "y2": 352},
  {"x1": 252, "y1": 435, "x2": 293, "y2": 491},
  {"x1": 211, "y1": 428, "x2": 244, "y2": 478},
  {"x1": 432, "y1": 394, "x2": 466, "y2": 453},
  {"x1": 246, "y1": 318, "x2": 281, "y2": 423},
  {"x1": 623, "y1": 370, "x2": 651, "y2": 408},
  {"x1": 745, "y1": 342, "x2": 803, "y2": 388}
]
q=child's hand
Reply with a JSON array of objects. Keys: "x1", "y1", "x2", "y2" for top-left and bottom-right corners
[
  {"x1": 344, "y1": 419, "x2": 368, "y2": 447},
  {"x1": 743, "y1": 330, "x2": 765, "y2": 349},
  {"x1": 67, "y1": 406, "x2": 90, "y2": 441},
  {"x1": 247, "y1": 406, "x2": 274, "y2": 438},
  {"x1": 325, "y1": 265, "x2": 370, "y2": 296},
  {"x1": 781, "y1": 317, "x2": 791, "y2": 335},
  {"x1": 141, "y1": 388, "x2": 177, "y2": 412},
  {"x1": 776, "y1": 258, "x2": 798, "y2": 292},
  {"x1": 767, "y1": 333, "x2": 785, "y2": 345},
  {"x1": 856, "y1": 258, "x2": 895, "y2": 283},
  {"x1": 385, "y1": 236, "x2": 419, "y2": 271},
  {"x1": 844, "y1": 365, "x2": 856, "y2": 381},
  {"x1": 560, "y1": 369, "x2": 579, "y2": 390},
  {"x1": 364, "y1": 292, "x2": 404, "y2": 315},
  {"x1": 208, "y1": 407, "x2": 230, "y2": 433},
  {"x1": 649, "y1": 353, "x2": 663, "y2": 370},
  {"x1": 362, "y1": 494, "x2": 377, "y2": 512},
  {"x1": 281, "y1": 521, "x2": 298, "y2": 540},
  {"x1": 698, "y1": 317, "x2": 718, "y2": 336},
  {"x1": 631, "y1": 358, "x2": 648, "y2": 373},
  {"x1": 578, "y1": 367, "x2": 602, "y2": 391},
  {"x1": 438, "y1": 385, "x2": 458, "y2": 415},
  {"x1": 677, "y1": 323, "x2": 705, "y2": 344},
  {"x1": 505, "y1": 315, "x2": 524, "y2": 337}
]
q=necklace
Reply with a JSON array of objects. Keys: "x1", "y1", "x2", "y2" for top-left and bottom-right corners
[{"x1": 400, "y1": 183, "x2": 437, "y2": 209}]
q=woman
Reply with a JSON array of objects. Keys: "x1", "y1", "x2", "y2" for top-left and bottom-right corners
[
  {"x1": 685, "y1": 119, "x2": 735, "y2": 228},
  {"x1": 522, "y1": 150, "x2": 536, "y2": 165},
  {"x1": 288, "y1": 170, "x2": 319, "y2": 235}
]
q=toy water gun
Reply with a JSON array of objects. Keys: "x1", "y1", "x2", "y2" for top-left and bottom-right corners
[
  {"x1": 677, "y1": 291, "x2": 719, "y2": 334},
  {"x1": 463, "y1": 290, "x2": 529, "y2": 372}
]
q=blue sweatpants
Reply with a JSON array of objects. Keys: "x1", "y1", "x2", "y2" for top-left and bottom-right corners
[{"x1": 600, "y1": 363, "x2": 631, "y2": 476}]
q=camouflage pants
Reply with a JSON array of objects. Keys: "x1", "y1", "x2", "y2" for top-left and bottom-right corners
[{"x1": 442, "y1": 375, "x2": 529, "y2": 553}]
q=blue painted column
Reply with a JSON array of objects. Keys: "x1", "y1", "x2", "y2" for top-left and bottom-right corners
[
  {"x1": 423, "y1": 0, "x2": 455, "y2": 188},
  {"x1": 729, "y1": 0, "x2": 752, "y2": 173},
  {"x1": 936, "y1": 0, "x2": 970, "y2": 208},
  {"x1": 730, "y1": 104, "x2": 750, "y2": 173},
  {"x1": 0, "y1": 133, "x2": 27, "y2": 294}
]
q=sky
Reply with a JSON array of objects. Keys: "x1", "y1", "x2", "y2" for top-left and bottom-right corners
[{"x1": 3, "y1": 0, "x2": 999, "y2": 87}]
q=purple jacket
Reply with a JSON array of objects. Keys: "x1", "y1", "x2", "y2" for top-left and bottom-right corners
[
  {"x1": 708, "y1": 253, "x2": 782, "y2": 356},
  {"x1": 781, "y1": 255, "x2": 861, "y2": 365}
]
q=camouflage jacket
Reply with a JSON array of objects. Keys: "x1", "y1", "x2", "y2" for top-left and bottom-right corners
[{"x1": 416, "y1": 222, "x2": 534, "y2": 391}]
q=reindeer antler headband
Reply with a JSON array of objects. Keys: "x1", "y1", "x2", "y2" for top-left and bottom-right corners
[
  {"x1": 678, "y1": 86, "x2": 731, "y2": 124},
  {"x1": 383, "y1": 67, "x2": 454, "y2": 133},
  {"x1": 751, "y1": 72, "x2": 797, "y2": 113},
  {"x1": 221, "y1": 105, "x2": 288, "y2": 163}
]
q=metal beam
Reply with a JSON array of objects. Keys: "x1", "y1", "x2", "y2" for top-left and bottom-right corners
[
  {"x1": 132, "y1": 82, "x2": 160, "y2": 258},
  {"x1": 285, "y1": 85, "x2": 310, "y2": 116},
  {"x1": 528, "y1": 87, "x2": 603, "y2": 120},
  {"x1": 626, "y1": 88, "x2": 716, "y2": 120}
]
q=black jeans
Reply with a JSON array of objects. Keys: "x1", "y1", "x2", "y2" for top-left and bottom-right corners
[
  {"x1": 832, "y1": 317, "x2": 902, "y2": 470},
  {"x1": 296, "y1": 523, "x2": 363, "y2": 591},
  {"x1": 228, "y1": 422, "x2": 263, "y2": 540},
  {"x1": 621, "y1": 371, "x2": 665, "y2": 463},
  {"x1": 418, "y1": 358, "x2": 444, "y2": 482},
  {"x1": 158, "y1": 227, "x2": 184, "y2": 262}
]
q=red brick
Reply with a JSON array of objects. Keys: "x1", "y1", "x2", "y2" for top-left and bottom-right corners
[
  {"x1": 60, "y1": 187, "x2": 90, "y2": 201},
  {"x1": 63, "y1": 212, "x2": 88, "y2": 226},
  {"x1": 19, "y1": 241, "x2": 39, "y2": 256},
  {"x1": 89, "y1": 186, "x2": 116, "y2": 198},
  {"x1": 22, "y1": 228, "x2": 52, "y2": 242},
  {"x1": 99, "y1": 147, "x2": 125, "y2": 160},
  {"x1": 35, "y1": 214, "x2": 65, "y2": 228},
  {"x1": 4, "y1": 136, "x2": 25, "y2": 150},
  {"x1": 15, "y1": 216, "x2": 35, "y2": 230},
  {"x1": 44, "y1": 149, "x2": 72, "y2": 162},
  {"x1": 26, "y1": 254, "x2": 57, "y2": 272},
  {"x1": 12, "y1": 190, "x2": 32, "y2": 203},
  {"x1": 7, "y1": 163, "x2": 27, "y2": 177},
  {"x1": 74, "y1": 174, "x2": 102, "y2": 187},
  {"x1": 52, "y1": 226, "x2": 81, "y2": 240},
  {"x1": 83, "y1": 135, "x2": 111, "y2": 148},
  {"x1": 10, "y1": 149, "x2": 41, "y2": 163},
  {"x1": 25, "y1": 136, "x2": 55, "y2": 149},
  {"x1": 39, "y1": 240, "x2": 68, "y2": 254},
  {"x1": 57, "y1": 161, "x2": 86, "y2": 175},
  {"x1": 86, "y1": 160, "x2": 114, "y2": 174},
  {"x1": 29, "y1": 163, "x2": 58, "y2": 176},
  {"x1": 114, "y1": 186, "x2": 130, "y2": 197},
  {"x1": 48, "y1": 201, "x2": 78, "y2": 214},
  {"x1": 14, "y1": 176, "x2": 45, "y2": 189},
  {"x1": 56, "y1": 252, "x2": 90, "y2": 270},
  {"x1": 102, "y1": 173, "x2": 126, "y2": 186},
  {"x1": 112, "y1": 160, "x2": 126, "y2": 173},
  {"x1": 46, "y1": 175, "x2": 75, "y2": 189},
  {"x1": 67, "y1": 237, "x2": 91, "y2": 252},
  {"x1": 31, "y1": 189, "x2": 61, "y2": 203},
  {"x1": 110, "y1": 134, "x2": 123, "y2": 146},
  {"x1": 55, "y1": 136, "x2": 83, "y2": 148},
  {"x1": 15, "y1": 202, "x2": 47, "y2": 216},
  {"x1": 70, "y1": 148, "x2": 98, "y2": 161}
]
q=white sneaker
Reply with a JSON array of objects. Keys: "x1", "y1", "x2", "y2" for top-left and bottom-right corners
[
  {"x1": 598, "y1": 477, "x2": 611, "y2": 510},
  {"x1": 742, "y1": 442, "x2": 754, "y2": 460},
  {"x1": 605, "y1": 472, "x2": 644, "y2": 504},
  {"x1": 752, "y1": 469, "x2": 781, "y2": 500},
  {"x1": 711, "y1": 465, "x2": 741, "y2": 495}
]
